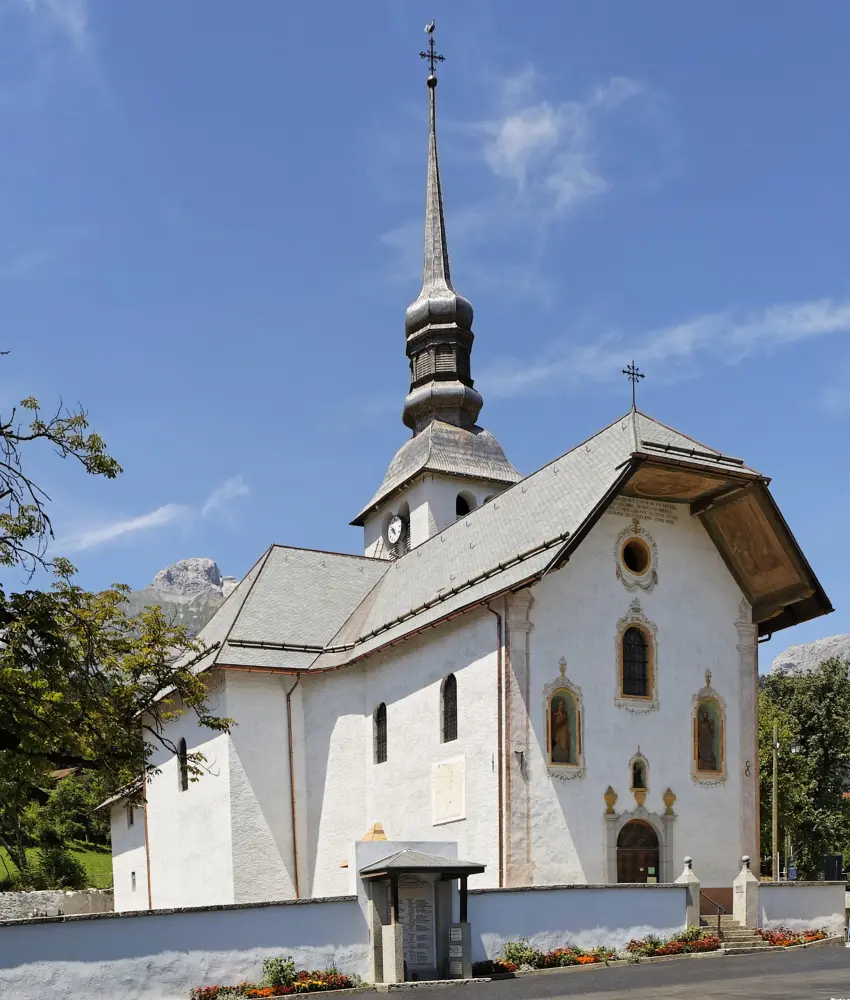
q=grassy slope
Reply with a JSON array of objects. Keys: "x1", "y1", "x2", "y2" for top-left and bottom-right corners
[{"x1": 0, "y1": 842, "x2": 113, "y2": 890}]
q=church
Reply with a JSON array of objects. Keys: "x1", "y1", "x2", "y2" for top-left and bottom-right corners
[{"x1": 107, "y1": 45, "x2": 831, "y2": 917}]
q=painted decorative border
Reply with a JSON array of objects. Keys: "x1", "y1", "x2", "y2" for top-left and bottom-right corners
[
  {"x1": 614, "y1": 598, "x2": 659, "y2": 714},
  {"x1": 691, "y1": 670, "x2": 727, "y2": 786},
  {"x1": 614, "y1": 517, "x2": 659, "y2": 593},
  {"x1": 543, "y1": 658, "x2": 586, "y2": 780}
]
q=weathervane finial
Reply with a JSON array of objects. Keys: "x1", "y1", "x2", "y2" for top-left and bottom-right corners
[
  {"x1": 420, "y1": 20, "x2": 444, "y2": 79},
  {"x1": 622, "y1": 361, "x2": 645, "y2": 411}
]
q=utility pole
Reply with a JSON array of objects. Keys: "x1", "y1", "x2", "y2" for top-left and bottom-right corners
[{"x1": 772, "y1": 721, "x2": 779, "y2": 881}]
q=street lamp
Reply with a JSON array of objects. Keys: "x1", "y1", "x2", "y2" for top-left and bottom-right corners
[{"x1": 790, "y1": 740, "x2": 802, "y2": 755}]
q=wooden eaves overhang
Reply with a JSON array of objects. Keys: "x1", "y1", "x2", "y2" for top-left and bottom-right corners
[{"x1": 610, "y1": 448, "x2": 833, "y2": 638}]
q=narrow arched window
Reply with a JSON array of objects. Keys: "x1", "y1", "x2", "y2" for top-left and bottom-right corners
[
  {"x1": 622, "y1": 627, "x2": 649, "y2": 697},
  {"x1": 178, "y1": 737, "x2": 189, "y2": 791},
  {"x1": 442, "y1": 674, "x2": 458, "y2": 743},
  {"x1": 375, "y1": 703, "x2": 387, "y2": 764}
]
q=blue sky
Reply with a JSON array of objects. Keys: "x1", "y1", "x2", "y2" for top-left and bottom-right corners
[{"x1": 2, "y1": 1, "x2": 849, "y2": 666}]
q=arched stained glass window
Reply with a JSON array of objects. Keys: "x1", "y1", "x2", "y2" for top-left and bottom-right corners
[
  {"x1": 622, "y1": 627, "x2": 649, "y2": 697},
  {"x1": 442, "y1": 674, "x2": 457, "y2": 743},
  {"x1": 375, "y1": 703, "x2": 387, "y2": 764}
]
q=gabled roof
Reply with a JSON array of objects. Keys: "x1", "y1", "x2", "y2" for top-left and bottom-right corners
[
  {"x1": 359, "y1": 849, "x2": 486, "y2": 878},
  {"x1": 187, "y1": 409, "x2": 831, "y2": 677},
  {"x1": 351, "y1": 420, "x2": 521, "y2": 526}
]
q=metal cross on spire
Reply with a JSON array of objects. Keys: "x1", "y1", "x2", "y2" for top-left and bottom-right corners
[
  {"x1": 420, "y1": 20, "x2": 445, "y2": 76},
  {"x1": 622, "y1": 361, "x2": 645, "y2": 410}
]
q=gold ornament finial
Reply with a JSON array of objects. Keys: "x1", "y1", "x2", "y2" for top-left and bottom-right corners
[
  {"x1": 559, "y1": 657, "x2": 566, "y2": 677},
  {"x1": 705, "y1": 668, "x2": 712, "y2": 688}
]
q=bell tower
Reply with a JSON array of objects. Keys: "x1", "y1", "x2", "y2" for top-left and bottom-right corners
[{"x1": 351, "y1": 25, "x2": 521, "y2": 558}]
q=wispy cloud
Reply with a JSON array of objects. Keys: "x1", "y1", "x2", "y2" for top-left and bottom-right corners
[
  {"x1": 54, "y1": 475, "x2": 251, "y2": 555},
  {"x1": 56, "y1": 503, "x2": 190, "y2": 554},
  {"x1": 479, "y1": 76, "x2": 645, "y2": 213},
  {"x1": 377, "y1": 67, "x2": 674, "y2": 297},
  {"x1": 201, "y1": 475, "x2": 250, "y2": 518},
  {"x1": 480, "y1": 298, "x2": 850, "y2": 398},
  {"x1": 20, "y1": 0, "x2": 90, "y2": 55}
]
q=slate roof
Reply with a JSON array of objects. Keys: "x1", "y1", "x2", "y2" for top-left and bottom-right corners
[
  {"x1": 184, "y1": 409, "x2": 826, "y2": 677},
  {"x1": 351, "y1": 420, "x2": 521, "y2": 526},
  {"x1": 359, "y1": 849, "x2": 486, "y2": 877},
  {"x1": 185, "y1": 545, "x2": 389, "y2": 673}
]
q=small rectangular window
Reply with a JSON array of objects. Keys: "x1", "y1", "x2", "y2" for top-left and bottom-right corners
[
  {"x1": 127, "y1": 806, "x2": 134, "y2": 828},
  {"x1": 131, "y1": 871, "x2": 136, "y2": 892},
  {"x1": 375, "y1": 703, "x2": 387, "y2": 764}
]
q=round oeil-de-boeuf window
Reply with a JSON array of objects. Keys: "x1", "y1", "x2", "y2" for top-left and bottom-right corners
[{"x1": 621, "y1": 537, "x2": 651, "y2": 576}]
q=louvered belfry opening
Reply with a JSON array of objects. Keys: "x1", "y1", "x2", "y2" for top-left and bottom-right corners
[
  {"x1": 375, "y1": 703, "x2": 388, "y2": 763},
  {"x1": 442, "y1": 674, "x2": 457, "y2": 743},
  {"x1": 622, "y1": 627, "x2": 649, "y2": 697}
]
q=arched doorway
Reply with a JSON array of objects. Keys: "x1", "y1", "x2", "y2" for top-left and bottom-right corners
[{"x1": 616, "y1": 820, "x2": 660, "y2": 883}]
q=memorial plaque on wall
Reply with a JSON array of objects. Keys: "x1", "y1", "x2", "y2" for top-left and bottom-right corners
[{"x1": 398, "y1": 877, "x2": 435, "y2": 970}]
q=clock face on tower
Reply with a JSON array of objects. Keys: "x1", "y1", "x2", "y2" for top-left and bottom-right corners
[{"x1": 387, "y1": 515, "x2": 405, "y2": 546}]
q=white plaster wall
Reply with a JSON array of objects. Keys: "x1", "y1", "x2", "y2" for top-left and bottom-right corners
[
  {"x1": 304, "y1": 609, "x2": 499, "y2": 896},
  {"x1": 227, "y1": 671, "x2": 299, "y2": 902},
  {"x1": 468, "y1": 885, "x2": 687, "y2": 958},
  {"x1": 0, "y1": 897, "x2": 369, "y2": 1000},
  {"x1": 525, "y1": 502, "x2": 747, "y2": 889},
  {"x1": 144, "y1": 674, "x2": 234, "y2": 909},
  {"x1": 364, "y1": 476, "x2": 503, "y2": 556},
  {"x1": 759, "y1": 883, "x2": 846, "y2": 935},
  {"x1": 110, "y1": 802, "x2": 148, "y2": 912}
]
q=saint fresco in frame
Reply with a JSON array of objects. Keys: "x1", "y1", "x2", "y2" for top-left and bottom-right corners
[
  {"x1": 549, "y1": 689, "x2": 579, "y2": 766},
  {"x1": 695, "y1": 698, "x2": 722, "y2": 773}
]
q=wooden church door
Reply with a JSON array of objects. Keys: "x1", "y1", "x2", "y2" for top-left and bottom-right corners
[{"x1": 616, "y1": 820, "x2": 660, "y2": 883}]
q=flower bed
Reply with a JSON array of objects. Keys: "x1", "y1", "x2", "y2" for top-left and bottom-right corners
[
  {"x1": 757, "y1": 926, "x2": 828, "y2": 948},
  {"x1": 624, "y1": 927, "x2": 721, "y2": 958},
  {"x1": 495, "y1": 939, "x2": 617, "y2": 971},
  {"x1": 191, "y1": 960, "x2": 358, "y2": 1000},
  {"x1": 471, "y1": 959, "x2": 518, "y2": 976}
]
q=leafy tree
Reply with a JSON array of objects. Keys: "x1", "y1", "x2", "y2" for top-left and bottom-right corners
[
  {"x1": 0, "y1": 569, "x2": 231, "y2": 874},
  {"x1": 759, "y1": 658, "x2": 850, "y2": 878},
  {"x1": 0, "y1": 396, "x2": 120, "y2": 573},
  {"x1": 0, "y1": 390, "x2": 231, "y2": 881},
  {"x1": 38, "y1": 772, "x2": 111, "y2": 846}
]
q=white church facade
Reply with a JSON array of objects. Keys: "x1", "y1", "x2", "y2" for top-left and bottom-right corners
[{"x1": 108, "y1": 55, "x2": 831, "y2": 915}]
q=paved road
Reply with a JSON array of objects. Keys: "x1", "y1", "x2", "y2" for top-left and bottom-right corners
[{"x1": 406, "y1": 945, "x2": 850, "y2": 999}]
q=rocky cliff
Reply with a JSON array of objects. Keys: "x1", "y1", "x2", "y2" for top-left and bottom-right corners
[
  {"x1": 770, "y1": 634, "x2": 850, "y2": 674},
  {"x1": 124, "y1": 557, "x2": 238, "y2": 634}
]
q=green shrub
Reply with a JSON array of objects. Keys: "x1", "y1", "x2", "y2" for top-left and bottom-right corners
[
  {"x1": 36, "y1": 845, "x2": 87, "y2": 890},
  {"x1": 261, "y1": 956, "x2": 296, "y2": 988},
  {"x1": 502, "y1": 939, "x2": 541, "y2": 968}
]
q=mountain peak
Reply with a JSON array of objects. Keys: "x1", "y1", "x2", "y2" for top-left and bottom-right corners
[
  {"x1": 126, "y1": 557, "x2": 238, "y2": 633},
  {"x1": 771, "y1": 634, "x2": 850, "y2": 674}
]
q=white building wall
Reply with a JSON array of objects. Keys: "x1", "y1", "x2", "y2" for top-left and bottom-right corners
[
  {"x1": 303, "y1": 609, "x2": 500, "y2": 896},
  {"x1": 144, "y1": 674, "x2": 234, "y2": 909},
  {"x1": 524, "y1": 500, "x2": 746, "y2": 889},
  {"x1": 227, "y1": 670, "x2": 300, "y2": 902},
  {"x1": 110, "y1": 803, "x2": 148, "y2": 912}
]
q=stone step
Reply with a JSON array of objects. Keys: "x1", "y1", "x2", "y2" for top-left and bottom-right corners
[{"x1": 724, "y1": 945, "x2": 782, "y2": 955}]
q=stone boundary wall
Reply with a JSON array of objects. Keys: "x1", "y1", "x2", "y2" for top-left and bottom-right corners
[
  {"x1": 468, "y1": 883, "x2": 688, "y2": 958},
  {"x1": 759, "y1": 881, "x2": 846, "y2": 936},
  {"x1": 0, "y1": 894, "x2": 368, "y2": 1000},
  {"x1": 0, "y1": 889, "x2": 113, "y2": 921}
]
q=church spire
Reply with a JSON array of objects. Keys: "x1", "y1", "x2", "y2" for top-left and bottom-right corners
[{"x1": 402, "y1": 25, "x2": 483, "y2": 434}]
